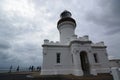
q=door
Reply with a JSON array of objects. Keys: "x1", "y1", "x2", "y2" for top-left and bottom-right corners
[{"x1": 80, "y1": 51, "x2": 90, "y2": 75}]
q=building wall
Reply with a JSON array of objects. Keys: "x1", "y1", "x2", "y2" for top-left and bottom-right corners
[
  {"x1": 91, "y1": 47, "x2": 110, "y2": 73},
  {"x1": 109, "y1": 59, "x2": 120, "y2": 68},
  {"x1": 70, "y1": 42, "x2": 110, "y2": 75},
  {"x1": 58, "y1": 22, "x2": 75, "y2": 44},
  {"x1": 41, "y1": 41, "x2": 111, "y2": 76},
  {"x1": 70, "y1": 42, "x2": 92, "y2": 76},
  {"x1": 41, "y1": 46, "x2": 74, "y2": 75}
]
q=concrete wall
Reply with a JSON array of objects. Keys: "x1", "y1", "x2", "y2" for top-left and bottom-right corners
[
  {"x1": 58, "y1": 22, "x2": 75, "y2": 44},
  {"x1": 41, "y1": 46, "x2": 74, "y2": 75},
  {"x1": 41, "y1": 40, "x2": 110, "y2": 76},
  {"x1": 91, "y1": 47, "x2": 110, "y2": 73},
  {"x1": 111, "y1": 67, "x2": 120, "y2": 80},
  {"x1": 70, "y1": 42, "x2": 92, "y2": 76},
  {"x1": 109, "y1": 59, "x2": 120, "y2": 68}
]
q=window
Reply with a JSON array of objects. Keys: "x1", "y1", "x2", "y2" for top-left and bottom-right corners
[
  {"x1": 93, "y1": 53, "x2": 98, "y2": 63},
  {"x1": 71, "y1": 54, "x2": 74, "y2": 63},
  {"x1": 56, "y1": 53, "x2": 61, "y2": 63}
]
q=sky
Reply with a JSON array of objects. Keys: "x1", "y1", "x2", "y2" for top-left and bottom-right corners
[{"x1": 0, "y1": 0, "x2": 120, "y2": 68}]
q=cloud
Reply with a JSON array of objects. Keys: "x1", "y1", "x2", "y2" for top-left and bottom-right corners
[
  {"x1": 0, "y1": 39, "x2": 12, "y2": 68},
  {"x1": 0, "y1": 0, "x2": 43, "y2": 67},
  {"x1": 84, "y1": 0, "x2": 120, "y2": 59},
  {"x1": 0, "y1": 40, "x2": 11, "y2": 49},
  {"x1": 86, "y1": 0, "x2": 120, "y2": 35}
]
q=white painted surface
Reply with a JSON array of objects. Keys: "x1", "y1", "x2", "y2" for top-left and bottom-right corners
[
  {"x1": 111, "y1": 67, "x2": 120, "y2": 80},
  {"x1": 109, "y1": 59, "x2": 120, "y2": 68},
  {"x1": 58, "y1": 21, "x2": 76, "y2": 44}
]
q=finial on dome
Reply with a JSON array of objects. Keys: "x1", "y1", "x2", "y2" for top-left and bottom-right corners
[{"x1": 60, "y1": 10, "x2": 72, "y2": 18}]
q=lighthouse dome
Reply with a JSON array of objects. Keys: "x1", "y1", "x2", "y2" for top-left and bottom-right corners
[{"x1": 60, "y1": 10, "x2": 72, "y2": 18}]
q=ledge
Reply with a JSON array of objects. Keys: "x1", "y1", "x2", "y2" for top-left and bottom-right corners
[
  {"x1": 54, "y1": 64, "x2": 62, "y2": 66},
  {"x1": 57, "y1": 17, "x2": 76, "y2": 28}
]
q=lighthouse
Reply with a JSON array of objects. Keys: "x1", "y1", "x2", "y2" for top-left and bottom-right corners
[
  {"x1": 41, "y1": 10, "x2": 110, "y2": 76},
  {"x1": 57, "y1": 10, "x2": 76, "y2": 43}
]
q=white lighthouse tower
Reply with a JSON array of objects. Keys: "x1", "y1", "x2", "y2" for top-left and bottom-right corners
[
  {"x1": 57, "y1": 10, "x2": 76, "y2": 44},
  {"x1": 41, "y1": 10, "x2": 110, "y2": 76}
]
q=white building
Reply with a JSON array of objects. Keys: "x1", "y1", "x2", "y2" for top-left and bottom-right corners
[
  {"x1": 109, "y1": 59, "x2": 120, "y2": 68},
  {"x1": 41, "y1": 10, "x2": 110, "y2": 76}
]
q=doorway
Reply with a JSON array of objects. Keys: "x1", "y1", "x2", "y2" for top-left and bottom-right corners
[{"x1": 80, "y1": 51, "x2": 90, "y2": 75}]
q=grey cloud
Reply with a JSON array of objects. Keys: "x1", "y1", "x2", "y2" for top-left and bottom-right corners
[
  {"x1": 86, "y1": 0, "x2": 120, "y2": 35},
  {"x1": 0, "y1": 41, "x2": 11, "y2": 49},
  {"x1": 0, "y1": 51, "x2": 9, "y2": 60},
  {"x1": 109, "y1": 0, "x2": 120, "y2": 16},
  {"x1": 11, "y1": 42, "x2": 42, "y2": 66},
  {"x1": 13, "y1": 43, "x2": 41, "y2": 53},
  {"x1": 0, "y1": 0, "x2": 42, "y2": 67},
  {"x1": 0, "y1": 39, "x2": 11, "y2": 62}
]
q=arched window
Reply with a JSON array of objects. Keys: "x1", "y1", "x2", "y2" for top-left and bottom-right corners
[{"x1": 93, "y1": 53, "x2": 98, "y2": 63}]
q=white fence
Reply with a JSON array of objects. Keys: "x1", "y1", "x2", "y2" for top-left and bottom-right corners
[{"x1": 111, "y1": 67, "x2": 120, "y2": 80}]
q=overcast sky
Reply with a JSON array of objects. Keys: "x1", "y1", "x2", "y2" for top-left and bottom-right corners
[{"x1": 0, "y1": 0, "x2": 120, "y2": 68}]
